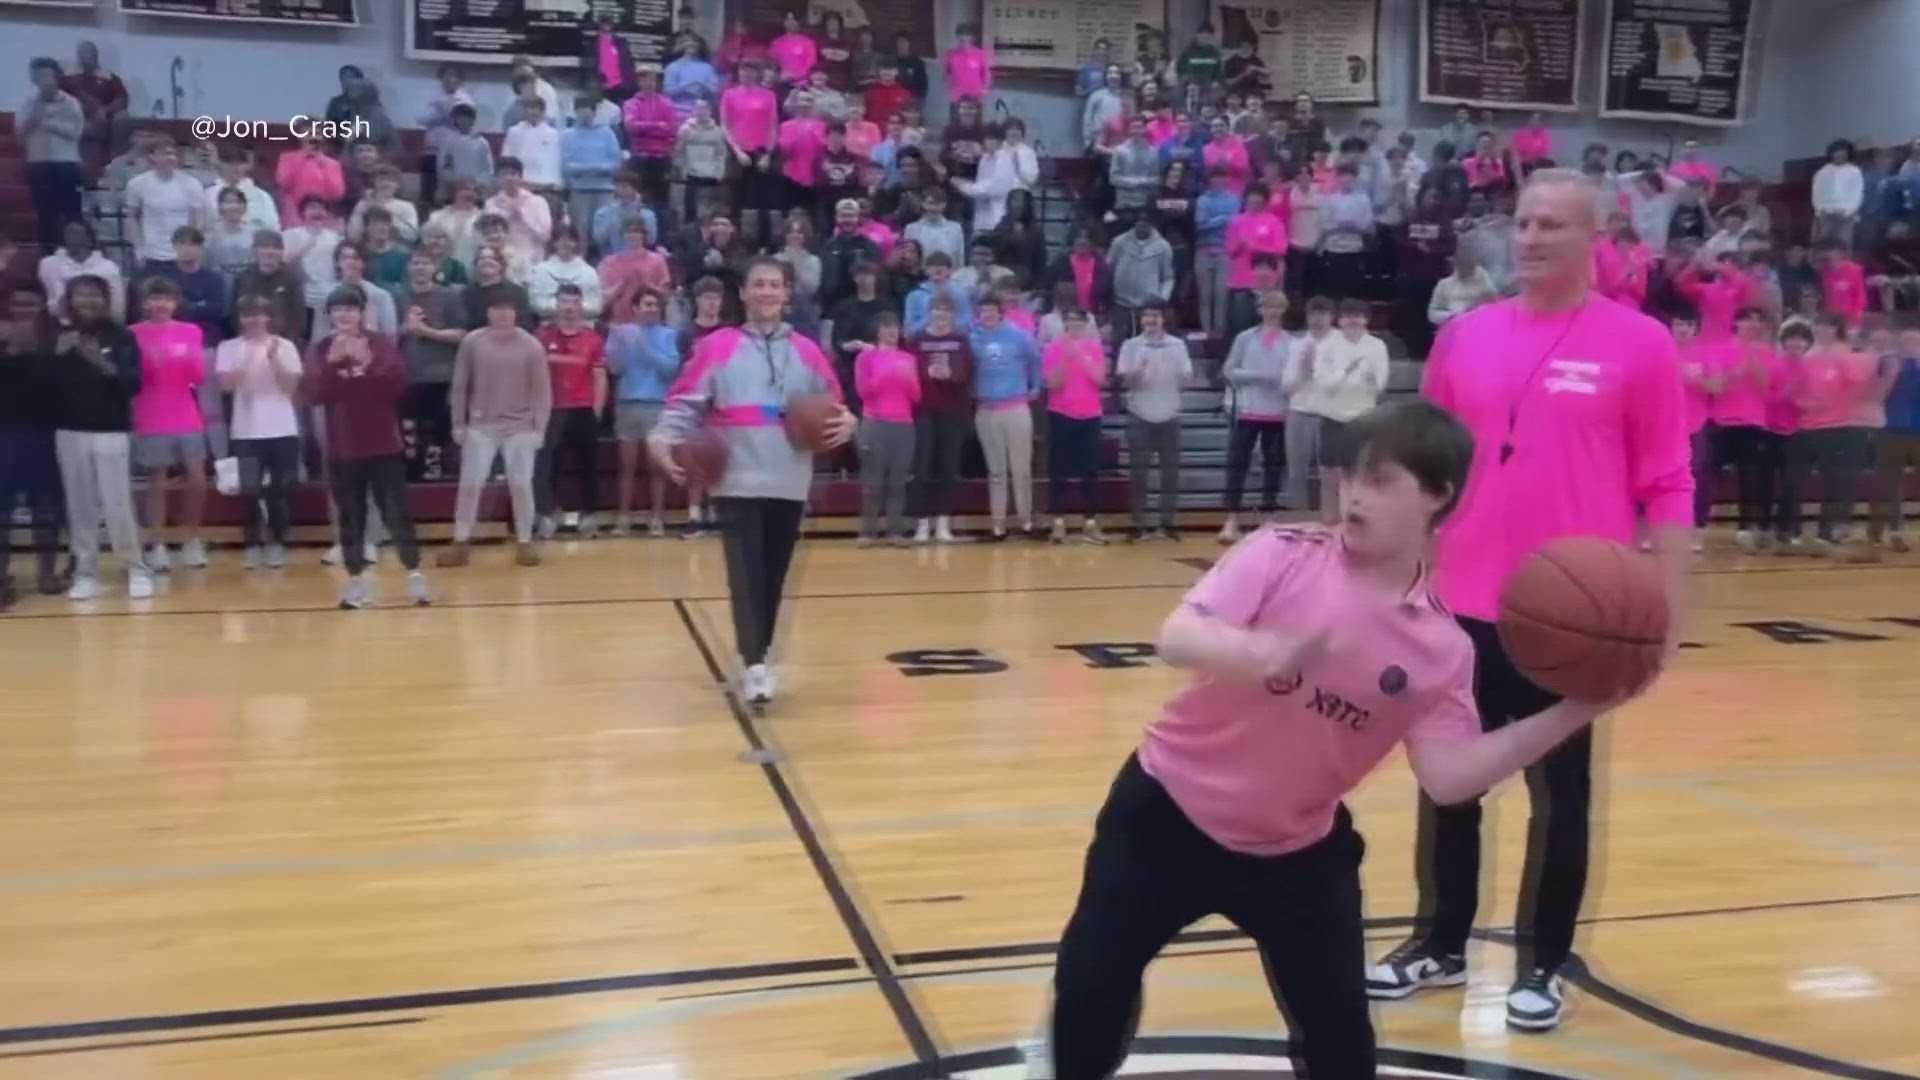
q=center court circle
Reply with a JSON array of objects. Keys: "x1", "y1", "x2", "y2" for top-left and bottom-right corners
[{"x1": 845, "y1": 1035, "x2": 1586, "y2": 1078}]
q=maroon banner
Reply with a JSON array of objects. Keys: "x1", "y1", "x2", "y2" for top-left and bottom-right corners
[
  {"x1": 724, "y1": 0, "x2": 936, "y2": 57},
  {"x1": 1420, "y1": 0, "x2": 1582, "y2": 112}
]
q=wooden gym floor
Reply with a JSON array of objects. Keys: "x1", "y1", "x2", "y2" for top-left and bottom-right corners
[{"x1": 1, "y1": 530, "x2": 1918, "y2": 1079}]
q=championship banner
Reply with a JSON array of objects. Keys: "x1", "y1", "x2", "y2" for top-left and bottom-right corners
[
  {"x1": 407, "y1": 0, "x2": 674, "y2": 66},
  {"x1": 119, "y1": 0, "x2": 356, "y2": 23},
  {"x1": 1420, "y1": 0, "x2": 1582, "y2": 111},
  {"x1": 985, "y1": 0, "x2": 1169, "y2": 74},
  {"x1": 1216, "y1": 0, "x2": 1380, "y2": 105},
  {"x1": 724, "y1": 0, "x2": 936, "y2": 58},
  {"x1": 1600, "y1": 0, "x2": 1756, "y2": 125}
]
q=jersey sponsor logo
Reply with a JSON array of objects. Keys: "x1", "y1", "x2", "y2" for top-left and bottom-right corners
[{"x1": 1380, "y1": 664, "x2": 1409, "y2": 696}]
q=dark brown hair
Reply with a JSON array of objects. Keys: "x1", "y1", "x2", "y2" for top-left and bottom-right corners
[{"x1": 1344, "y1": 400, "x2": 1476, "y2": 526}]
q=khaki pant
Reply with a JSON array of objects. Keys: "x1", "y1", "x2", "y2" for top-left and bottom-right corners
[{"x1": 975, "y1": 405, "x2": 1035, "y2": 526}]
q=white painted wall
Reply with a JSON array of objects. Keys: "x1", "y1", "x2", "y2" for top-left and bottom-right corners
[{"x1": 0, "y1": 0, "x2": 1880, "y2": 176}]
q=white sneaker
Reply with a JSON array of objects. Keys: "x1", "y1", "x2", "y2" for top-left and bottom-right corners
[
  {"x1": 127, "y1": 570, "x2": 155, "y2": 601},
  {"x1": 1507, "y1": 967, "x2": 1569, "y2": 1031},
  {"x1": 243, "y1": 546, "x2": 263, "y2": 570},
  {"x1": 363, "y1": 541, "x2": 379, "y2": 566},
  {"x1": 406, "y1": 570, "x2": 431, "y2": 607},
  {"x1": 1735, "y1": 529, "x2": 1756, "y2": 554},
  {"x1": 67, "y1": 575, "x2": 99, "y2": 601},
  {"x1": 743, "y1": 663, "x2": 775, "y2": 704},
  {"x1": 912, "y1": 519, "x2": 931, "y2": 545},
  {"x1": 1018, "y1": 1035, "x2": 1053, "y2": 1079},
  {"x1": 266, "y1": 544, "x2": 288, "y2": 570},
  {"x1": 338, "y1": 574, "x2": 371, "y2": 610},
  {"x1": 180, "y1": 538, "x2": 209, "y2": 569},
  {"x1": 322, "y1": 544, "x2": 343, "y2": 566},
  {"x1": 538, "y1": 515, "x2": 559, "y2": 541},
  {"x1": 147, "y1": 544, "x2": 172, "y2": 572},
  {"x1": 935, "y1": 517, "x2": 957, "y2": 544}
]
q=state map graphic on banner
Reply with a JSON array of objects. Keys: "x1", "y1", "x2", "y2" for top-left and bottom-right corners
[
  {"x1": 1215, "y1": 0, "x2": 1380, "y2": 105},
  {"x1": 1419, "y1": 0, "x2": 1581, "y2": 111},
  {"x1": 1600, "y1": 0, "x2": 1757, "y2": 125}
]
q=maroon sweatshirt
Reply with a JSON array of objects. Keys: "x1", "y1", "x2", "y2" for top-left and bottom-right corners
[
  {"x1": 910, "y1": 331, "x2": 974, "y2": 417},
  {"x1": 305, "y1": 331, "x2": 408, "y2": 460}
]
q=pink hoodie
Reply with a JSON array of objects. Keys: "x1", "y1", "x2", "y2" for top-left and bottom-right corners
[
  {"x1": 622, "y1": 92, "x2": 679, "y2": 159},
  {"x1": 1225, "y1": 210, "x2": 1288, "y2": 289},
  {"x1": 274, "y1": 150, "x2": 345, "y2": 227},
  {"x1": 1202, "y1": 137, "x2": 1252, "y2": 196},
  {"x1": 855, "y1": 346, "x2": 921, "y2": 422},
  {"x1": 1422, "y1": 295, "x2": 1694, "y2": 621},
  {"x1": 769, "y1": 33, "x2": 819, "y2": 83},
  {"x1": 1675, "y1": 337, "x2": 1711, "y2": 433},
  {"x1": 1592, "y1": 242, "x2": 1649, "y2": 308},
  {"x1": 945, "y1": 46, "x2": 993, "y2": 101},
  {"x1": 1512, "y1": 125, "x2": 1552, "y2": 163},
  {"x1": 777, "y1": 117, "x2": 827, "y2": 187}
]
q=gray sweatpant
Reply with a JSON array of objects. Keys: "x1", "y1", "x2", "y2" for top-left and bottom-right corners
[
  {"x1": 1126, "y1": 415, "x2": 1180, "y2": 530},
  {"x1": 858, "y1": 418, "x2": 915, "y2": 538},
  {"x1": 1285, "y1": 412, "x2": 1326, "y2": 511},
  {"x1": 55, "y1": 430, "x2": 147, "y2": 574},
  {"x1": 453, "y1": 427, "x2": 542, "y2": 543}
]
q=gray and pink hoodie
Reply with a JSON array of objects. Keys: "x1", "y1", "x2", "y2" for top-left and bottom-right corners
[{"x1": 658, "y1": 324, "x2": 844, "y2": 502}]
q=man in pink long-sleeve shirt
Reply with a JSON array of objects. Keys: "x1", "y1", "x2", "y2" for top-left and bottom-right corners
[{"x1": 1366, "y1": 169, "x2": 1693, "y2": 1034}]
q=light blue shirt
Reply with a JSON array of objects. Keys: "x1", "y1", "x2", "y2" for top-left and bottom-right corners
[
  {"x1": 904, "y1": 280, "x2": 975, "y2": 336},
  {"x1": 591, "y1": 198, "x2": 660, "y2": 256}
]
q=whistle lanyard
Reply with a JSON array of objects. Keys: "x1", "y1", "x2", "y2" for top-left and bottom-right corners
[{"x1": 1500, "y1": 305, "x2": 1586, "y2": 465}]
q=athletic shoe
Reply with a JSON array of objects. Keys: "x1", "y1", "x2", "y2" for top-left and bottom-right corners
[
  {"x1": 436, "y1": 543, "x2": 471, "y2": 568},
  {"x1": 0, "y1": 579, "x2": 18, "y2": 613},
  {"x1": 650, "y1": 517, "x2": 668, "y2": 538},
  {"x1": 537, "y1": 515, "x2": 559, "y2": 541},
  {"x1": 266, "y1": 544, "x2": 288, "y2": 570},
  {"x1": 322, "y1": 544, "x2": 343, "y2": 566},
  {"x1": 1364, "y1": 939, "x2": 1467, "y2": 1000},
  {"x1": 1018, "y1": 1035, "x2": 1052, "y2": 1079},
  {"x1": 515, "y1": 542, "x2": 542, "y2": 567},
  {"x1": 579, "y1": 513, "x2": 601, "y2": 539},
  {"x1": 744, "y1": 663, "x2": 775, "y2": 704},
  {"x1": 1050, "y1": 519, "x2": 1068, "y2": 544},
  {"x1": 912, "y1": 520, "x2": 931, "y2": 545},
  {"x1": 36, "y1": 567, "x2": 66, "y2": 595},
  {"x1": 338, "y1": 575, "x2": 371, "y2": 610},
  {"x1": 610, "y1": 513, "x2": 632, "y2": 537},
  {"x1": 1735, "y1": 529, "x2": 1757, "y2": 554},
  {"x1": 1810, "y1": 538, "x2": 1835, "y2": 558},
  {"x1": 935, "y1": 520, "x2": 958, "y2": 544},
  {"x1": 1155, "y1": 527, "x2": 1181, "y2": 542},
  {"x1": 1080, "y1": 521, "x2": 1108, "y2": 545},
  {"x1": 856, "y1": 534, "x2": 877, "y2": 548},
  {"x1": 147, "y1": 544, "x2": 172, "y2": 572},
  {"x1": 1891, "y1": 532, "x2": 1912, "y2": 552},
  {"x1": 363, "y1": 541, "x2": 379, "y2": 566},
  {"x1": 407, "y1": 571, "x2": 431, "y2": 607},
  {"x1": 67, "y1": 575, "x2": 99, "y2": 602},
  {"x1": 1507, "y1": 967, "x2": 1568, "y2": 1031},
  {"x1": 243, "y1": 546, "x2": 263, "y2": 570},
  {"x1": 1218, "y1": 520, "x2": 1241, "y2": 545},
  {"x1": 127, "y1": 570, "x2": 155, "y2": 601},
  {"x1": 180, "y1": 538, "x2": 209, "y2": 569}
]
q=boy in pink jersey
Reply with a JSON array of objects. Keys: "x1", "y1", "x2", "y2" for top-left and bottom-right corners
[
  {"x1": 1781, "y1": 313, "x2": 1877, "y2": 557},
  {"x1": 1709, "y1": 307, "x2": 1786, "y2": 551},
  {"x1": 853, "y1": 312, "x2": 919, "y2": 545},
  {"x1": 943, "y1": 22, "x2": 992, "y2": 102},
  {"x1": 1043, "y1": 401, "x2": 1632, "y2": 1080},
  {"x1": 1370, "y1": 171, "x2": 1692, "y2": 1033},
  {"x1": 130, "y1": 276, "x2": 209, "y2": 571}
]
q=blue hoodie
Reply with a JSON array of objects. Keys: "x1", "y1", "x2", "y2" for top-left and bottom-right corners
[
  {"x1": 606, "y1": 321, "x2": 682, "y2": 403},
  {"x1": 968, "y1": 322, "x2": 1042, "y2": 405},
  {"x1": 561, "y1": 122, "x2": 623, "y2": 194},
  {"x1": 905, "y1": 279, "x2": 975, "y2": 336},
  {"x1": 1886, "y1": 354, "x2": 1920, "y2": 435}
]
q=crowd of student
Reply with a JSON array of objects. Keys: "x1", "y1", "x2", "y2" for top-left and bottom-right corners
[{"x1": 4, "y1": 16, "x2": 1920, "y2": 613}]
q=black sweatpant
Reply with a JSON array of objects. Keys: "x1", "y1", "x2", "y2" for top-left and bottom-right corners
[
  {"x1": 1717, "y1": 425, "x2": 1783, "y2": 534},
  {"x1": 910, "y1": 412, "x2": 969, "y2": 519},
  {"x1": 1047, "y1": 414, "x2": 1103, "y2": 517},
  {"x1": 234, "y1": 436, "x2": 302, "y2": 547},
  {"x1": 715, "y1": 496, "x2": 805, "y2": 667},
  {"x1": 536, "y1": 406, "x2": 602, "y2": 519},
  {"x1": 1412, "y1": 616, "x2": 1584, "y2": 974},
  {"x1": 1051, "y1": 755, "x2": 1374, "y2": 1079},
  {"x1": 26, "y1": 161, "x2": 83, "y2": 251},
  {"x1": 331, "y1": 454, "x2": 420, "y2": 574},
  {"x1": 1224, "y1": 419, "x2": 1285, "y2": 513}
]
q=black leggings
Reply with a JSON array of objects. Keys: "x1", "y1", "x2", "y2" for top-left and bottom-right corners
[
  {"x1": 331, "y1": 454, "x2": 420, "y2": 574},
  {"x1": 1051, "y1": 755, "x2": 1373, "y2": 1079},
  {"x1": 715, "y1": 497, "x2": 805, "y2": 667},
  {"x1": 910, "y1": 413, "x2": 969, "y2": 519},
  {"x1": 1224, "y1": 419, "x2": 1286, "y2": 513},
  {"x1": 235, "y1": 436, "x2": 301, "y2": 547},
  {"x1": 1413, "y1": 616, "x2": 1584, "y2": 973},
  {"x1": 1716, "y1": 425, "x2": 1783, "y2": 534},
  {"x1": 536, "y1": 406, "x2": 602, "y2": 518},
  {"x1": 1047, "y1": 414, "x2": 1102, "y2": 517}
]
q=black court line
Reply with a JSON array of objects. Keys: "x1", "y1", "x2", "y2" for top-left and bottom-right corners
[
  {"x1": 0, "y1": 1017, "x2": 426, "y2": 1059},
  {"x1": 672, "y1": 598, "x2": 947, "y2": 1076},
  {"x1": 0, "y1": 957, "x2": 854, "y2": 1046}
]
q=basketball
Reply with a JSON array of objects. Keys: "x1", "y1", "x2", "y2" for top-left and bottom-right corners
[
  {"x1": 783, "y1": 393, "x2": 842, "y2": 451},
  {"x1": 1497, "y1": 537, "x2": 1670, "y2": 701},
  {"x1": 672, "y1": 427, "x2": 729, "y2": 488}
]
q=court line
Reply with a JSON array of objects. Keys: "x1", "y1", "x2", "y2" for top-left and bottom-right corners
[
  {"x1": 672, "y1": 598, "x2": 948, "y2": 1076},
  {"x1": 0, "y1": 1017, "x2": 427, "y2": 1059}
]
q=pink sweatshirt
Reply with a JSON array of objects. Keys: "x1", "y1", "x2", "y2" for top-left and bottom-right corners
[
  {"x1": 1675, "y1": 338, "x2": 1710, "y2": 433},
  {"x1": 131, "y1": 320, "x2": 207, "y2": 435},
  {"x1": 720, "y1": 85, "x2": 779, "y2": 154},
  {"x1": 1677, "y1": 265, "x2": 1754, "y2": 343},
  {"x1": 1797, "y1": 350, "x2": 1874, "y2": 429},
  {"x1": 621, "y1": 92, "x2": 678, "y2": 159},
  {"x1": 777, "y1": 117, "x2": 827, "y2": 187},
  {"x1": 1706, "y1": 339, "x2": 1780, "y2": 428},
  {"x1": 1202, "y1": 137, "x2": 1251, "y2": 196},
  {"x1": 273, "y1": 150, "x2": 345, "y2": 228},
  {"x1": 1822, "y1": 260, "x2": 1868, "y2": 324},
  {"x1": 1592, "y1": 242, "x2": 1649, "y2": 307},
  {"x1": 1512, "y1": 125, "x2": 1552, "y2": 162},
  {"x1": 846, "y1": 119, "x2": 881, "y2": 159},
  {"x1": 769, "y1": 33, "x2": 818, "y2": 83},
  {"x1": 1671, "y1": 159, "x2": 1717, "y2": 187},
  {"x1": 1422, "y1": 295, "x2": 1693, "y2": 621},
  {"x1": 1464, "y1": 153, "x2": 1508, "y2": 191},
  {"x1": 1766, "y1": 356, "x2": 1804, "y2": 435},
  {"x1": 1226, "y1": 210, "x2": 1288, "y2": 289},
  {"x1": 945, "y1": 46, "x2": 993, "y2": 101},
  {"x1": 1043, "y1": 337, "x2": 1106, "y2": 419},
  {"x1": 1147, "y1": 115, "x2": 1179, "y2": 147},
  {"x1": 855, "y1": 346, "x2": 921, "y2": 422},
  {"x1": 859, "y1": 219, "x2": 896, "y2": 257}
]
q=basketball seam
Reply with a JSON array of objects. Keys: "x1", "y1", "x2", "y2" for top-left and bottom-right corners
[
  {"x1": 1535, "y1": 547, "x2": 1613, "y2": 631},
  {"x1": 1501, "y1": 606, "x2": 1664, "y2": 647}
]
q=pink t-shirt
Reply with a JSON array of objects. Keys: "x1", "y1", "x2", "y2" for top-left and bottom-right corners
[
  {"x1": 945, "y1": 46, "x2": 992, "y2": 100},
  {"x1": 131, "y1": 320, "x2": 207, "y2": 435},
  {"x1": 769, "y1": 33, "x2": 819, "y2": 83},
  {"x1": 597, "y1": 34, "x2": 624, "y2": 90},
  {"x1": 1043, "y1": 337, "x2": 1106, "y2": 419},
  {"x1": 1822, "y1": 260, "x2": 1867, "y2": 324},
  {"x1": 1512, "y1": 126, "x2": 1552, "y2": 163},
  {"x1": 1592, "y1": 242, "x2": 1649, "y2": 307},
  {"x1": 1797, "y1": 350, "x2": 1874, "y2": 430},
  {"x1": 854, "y1": 347, "x2": 921, "y2": 423},
  {"x1": 1677, "y1": 266, "x2": 1753, "y2": 343},
  {"x1": 1675, "y1": 338, "x2": 1710, "y2": 433},
  {"x1": 1140, "y1": 527, "x2": 1477, "y2": 856},
  {"x1": 720, "y1": 85, "x2": 778, "y2": 154},
  {"x1": 1069, "y1": 252, "x2": 1098, "y2": 312},
  {"x1": 777, "y1": 117, "x2": 827, "y2": 187},
  {"x1": 1226, "y1": 210, "x2": 1287, "y2": 289},
  {"x1": 1765, "y1": 356, "x2": 1804, "y2": 435},
  {"x1": 1202, "y1": 137, "x2": 1251, "y2": 196},
  {"x1": 1705, "y1": 339, "x2": 1780, "y2": 428},
  {"x1": 1422, "y1": 294, "x2": 1693, "y2": 622},
  {"x1": 846, "y1": 119, "x2": 882, "y2": 159}
]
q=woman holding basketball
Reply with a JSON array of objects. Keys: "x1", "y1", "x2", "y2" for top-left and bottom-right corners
[
  {"x1": 649, "y1": 258, "x2": 855, "y2": 705},
  {"x1": 1040, "y1": 401, "x2": 1633, "y2": 1080},
  {"x1": 1368, "y1": 169, "x2": 1694, "y2": 1032}
]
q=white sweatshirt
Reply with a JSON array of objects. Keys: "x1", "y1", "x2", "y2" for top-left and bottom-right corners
[
  {"x1": 1812, "y1": 162, "x2": 1864, "y2": 216},
  {"x1": 528, "y1": 255, "x2": 605, "y2": 318},
  {"x1": 1285, "y1": 331, "x2": 1389, "y2": 423}
]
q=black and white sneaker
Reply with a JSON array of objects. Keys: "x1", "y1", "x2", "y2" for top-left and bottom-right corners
[
  {"x1": 1506, "y1": 967, "x2": 1567, "y2": 1031},
  {"x1": 1365, "y1": 938, "x2": 1467, "y2": 1000}
]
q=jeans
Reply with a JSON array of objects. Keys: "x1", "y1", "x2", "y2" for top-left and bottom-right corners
[
  {"x1": 54, "y1": 430, "x2": 145, "y2": 574},
  {"x1": 233, "y1": 435, "x2": 301, "y2": 547},
  {"x1": 858, "y1": 418, "x2": 915, "y2": 538},
  {"x1": 975, "y1": 404, "x2": 1035, "y2": 526},
  {"x1": 1125, "y1": 415, "x2": 1179, "y2": 530},
  {"x1": 26, "y1": 160, "x2": 83, "y2": 251},
  {"x1": 1782, "y1": 427, "x2": 1870, "y2": 541},
  {"x1": 453, "y1": 427, "x2": 541, "y2": 543},
  {"x1": 910, "y1": 412, "x2": 969, "y2": 519},
  {"x1": 332, "y1": 454, "x2": 420, "y2": 574},
  {"x1": 1048, "y1": 414, "x2": 1104, "y2": 517},
  {"x1": 1224, "y1": 418, "x2": 1286, "y2": 513}
]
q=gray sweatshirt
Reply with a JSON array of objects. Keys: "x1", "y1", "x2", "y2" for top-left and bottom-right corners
[
  {"x1": 1117, "y1": 333, "x2": 1193, "y2": 424},
  {"x1": 1107, "y1": 230, "x2": 1174, "y2": 309},
  {"x1": 676, "y1": 120, "x2": 731, "y2": 181},
  {"x1": 21, "y1": 91, "x2": 84, "y2": 164},
  {"x1": 1109, "y1": 141, "x2": 1161, "y2": 211},
  {"x1": 449, "y1": 326, "x2": 552, "y2": 436},
  {"x1": 1222, "y1": 326, "x2": 1293, "y2": 420},
  {"x1": 652, "y1": 324, "x2": 839, "y2": 502}
]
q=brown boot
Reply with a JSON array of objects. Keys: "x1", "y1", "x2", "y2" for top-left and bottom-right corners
[
  {"x1": 435, "y1": 543, "x2": 471, "y2": 568},
  {"x1": 515, "y1": 542, "x2": 542, "y2": 567}
]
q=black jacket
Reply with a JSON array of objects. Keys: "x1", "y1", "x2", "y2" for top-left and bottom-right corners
[
  {"x1": 46, "y1": 323, "x2": 141, "y2": 433},
  {"x1": 820, "y1": 232, "x2": 883, "y2": 308},
  {"x1": 0, "y1": 337, "x2": 56, "y2": 428}
]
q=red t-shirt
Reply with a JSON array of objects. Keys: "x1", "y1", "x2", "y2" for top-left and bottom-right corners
[{"x1": 538, "y1": 325, "x2": 606, "y2": 410}]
